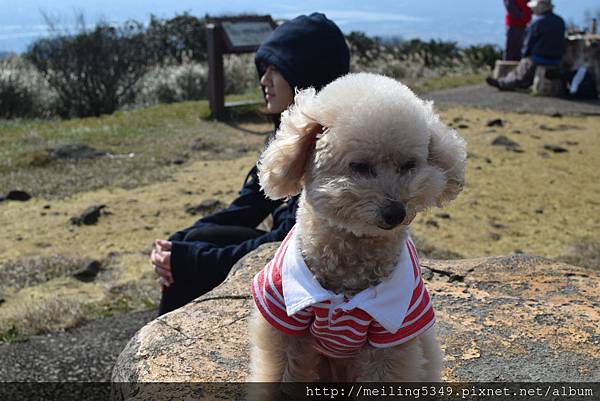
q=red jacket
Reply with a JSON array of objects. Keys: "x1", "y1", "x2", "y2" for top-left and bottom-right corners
[{"x1": 505, "y1": 0, "x2": 532, "y2": 27}]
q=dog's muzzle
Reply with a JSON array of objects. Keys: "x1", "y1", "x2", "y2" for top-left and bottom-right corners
[{"x1": 378, "y1": 202, "x2": 407, "y2": 230}]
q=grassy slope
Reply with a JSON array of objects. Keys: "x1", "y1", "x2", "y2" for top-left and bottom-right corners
[{"x1": 0, "y1": 95, "x2": 599, "y2": 341}]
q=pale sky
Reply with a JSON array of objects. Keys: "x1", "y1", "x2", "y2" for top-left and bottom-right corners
[{"x1": 1, "y1": 0, "x2": 597, "y2": 52}]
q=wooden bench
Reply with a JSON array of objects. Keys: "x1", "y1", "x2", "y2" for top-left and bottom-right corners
[{"x1": 492, "y1": 60, "x2": 519, "y2": 79}]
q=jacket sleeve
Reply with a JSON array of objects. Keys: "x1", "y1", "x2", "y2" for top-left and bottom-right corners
[
  {"x1": 168, "y1": 166, "x2": 282, "y2": 242},
  {"x1": 169, "y1": 202, "x2": 297, "y2": 290},
  {"x1": 522, "y1": 21, "x2": 535, "y2": 57}
]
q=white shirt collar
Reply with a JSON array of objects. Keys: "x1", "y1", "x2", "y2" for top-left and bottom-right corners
[{"x1": 281, "y1": 229, "x2": 416, "y2": 333}]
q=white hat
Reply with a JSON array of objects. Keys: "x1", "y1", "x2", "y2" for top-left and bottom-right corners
[{"x1": 527, "y1": 0, "x2": 553, "y2": 8}]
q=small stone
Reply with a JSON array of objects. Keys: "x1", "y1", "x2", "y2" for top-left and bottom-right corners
[
  {"x1": 491, "y1": 135, "x2": 520, "y2": 149},
  {"x1": 185, "y1": 199, "x2": 225, "y2": 215},
  {"x1": 543, "y1": 144, "x2": 568, "y2": 153},
  {"x1": 51, "y1": 144, "x2": 106, "y2": 160},
  {"x1": 70, "y1": 204, "x2": 106, "y2": 225},
  {"x1": 557, "y1": 124, "x2": 580, "y2": 130},
  {"x1": 486, "y1": 118, "x2": 504, "y2": 127},
  {"x1": 539, "y1": 124, "x2": 555, "y2": 131},
  {"x1": 488, "y1": 232, "x2": 502, "y2": 241},
  {"x1": 6, "y1": 190, "x2": 32, "y2": 201},
  {"x1": 191, "y1": 138, "x2": 211, "y2": 152},
  {"x1": 426, "y1": 219, "x2": 439, "y2": 228},
  {"x1": 72, "y1": 261, "x2": 102, "y2": 282}
]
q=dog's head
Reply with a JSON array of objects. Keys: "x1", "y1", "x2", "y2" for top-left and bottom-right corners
[{"x1": 258, "y1": 73, "x2": 466, "y2": 237}]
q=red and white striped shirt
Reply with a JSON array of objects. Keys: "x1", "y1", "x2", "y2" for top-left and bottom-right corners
[{"x1": 251, "y1": 226, "x2": 435, "y2": 359}]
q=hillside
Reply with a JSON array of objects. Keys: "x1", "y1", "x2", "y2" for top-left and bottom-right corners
[{"x1": 0, "y1": 97, "x2": 599, "y2": 346}]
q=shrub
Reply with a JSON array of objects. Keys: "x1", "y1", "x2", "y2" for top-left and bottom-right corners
[
  {"x1": 462, "y1": 44, "x2": 503, "y2": 71},
  {"x1": 134, "y1": 55, "x2": 257, "y2": 107},
  {"x1": 0, "y1": 56, "x2": 57, "y2": 118},
  {"x1": 145, "y1": 13, "x2": 207, "y2": 64},
  {"x1": 134, "y1": 62, "x2": 209, "y2": 106},
  {"x1": 347, "y1": 31, "x2": 382, "y2": 64},
  {"x1": 223, "y1": 53, "x2": 258, "y2": 95},
  {"x1": 0, "y1": 75, "x2": 34, "y2": 118},
  {"x1": 26, "y1": 21, "x2": 153, "y2": 118}
]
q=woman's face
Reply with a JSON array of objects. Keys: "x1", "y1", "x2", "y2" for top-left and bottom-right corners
[{"x1": 260, "y1": 65, "x2": 294, "y2": 114}]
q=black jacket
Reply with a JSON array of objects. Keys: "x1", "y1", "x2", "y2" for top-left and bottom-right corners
[
  {"x1": 169, "y1": 166, "x2": 299, "y2": 289},
  {"x1": 167, "y1": 12, "x2": 348, "y2": 296},
  {"x1": 522, "y1": 12, "x2": 565, "y2": 62}
]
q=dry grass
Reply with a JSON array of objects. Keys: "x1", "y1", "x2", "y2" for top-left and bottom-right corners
[
  {"x1": 411, "y1": 107, "x2": 600, "y2": 262},
  {"x1": 0, "y1": 100, "x2": 268, "y2": 199},
  {"x1": 1, "y1": 100, "x2": 598, "y2": 342},
  {"x1": 0, "y1": 255, "x2": 91, "y2": 292},
  {"x1": 0, "y1": 293, "x2": 88, "y2": 340}
]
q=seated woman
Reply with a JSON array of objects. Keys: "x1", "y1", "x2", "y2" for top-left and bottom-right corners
[{"x1": 151, "y1": 13, "x2": 350, "y2": 315}]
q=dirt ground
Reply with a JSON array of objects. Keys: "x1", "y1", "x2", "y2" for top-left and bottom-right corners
[{"x1": 0, "y1": 103, "x2": 599, "y2": 341}]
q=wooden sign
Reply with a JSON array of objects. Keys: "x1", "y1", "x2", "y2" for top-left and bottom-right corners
[
  {"x1": 222, "y1": 21, "x2": 274, "y2": 51},
  {"x1": 206, "y1": 16, "x2": 277, "y2": 119}
]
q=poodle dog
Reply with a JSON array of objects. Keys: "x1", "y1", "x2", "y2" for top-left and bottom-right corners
[{"x1": 249, "y1": 73, "x2": 466, "y2": 385}]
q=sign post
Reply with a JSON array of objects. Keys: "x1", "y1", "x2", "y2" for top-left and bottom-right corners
[{"x1": 206, "y1": 16, "x2": 276, "y2": 120}]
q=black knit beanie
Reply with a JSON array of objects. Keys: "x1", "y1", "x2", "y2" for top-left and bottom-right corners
[{"x1": 255, "y1": 13, "x2": 350, "y2": 91}]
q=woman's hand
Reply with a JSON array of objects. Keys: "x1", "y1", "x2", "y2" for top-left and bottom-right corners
[{"x1": 151, "y1": 239, "x2": 173, "y2": 291}]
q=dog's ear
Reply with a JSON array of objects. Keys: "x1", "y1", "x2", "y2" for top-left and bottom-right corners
[
  {"x1": 427, "y1": 119, "x2": 467, "y2": 206},
  {"x1": 258, "y1": 88, "x2": 322, "y2": 199}
]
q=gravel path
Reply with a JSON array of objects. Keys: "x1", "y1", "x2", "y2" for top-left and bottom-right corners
[
  {"x1": 0, "y1": 309, "x2": 156, "y2": 381},
  {"x1": 425, "y1": 84, "x2": 600, "y2": 115}
]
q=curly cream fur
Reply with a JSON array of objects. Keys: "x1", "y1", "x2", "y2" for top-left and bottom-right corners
[{"x1": 250, "y1": 73, "x2": 466, "y2": 384}]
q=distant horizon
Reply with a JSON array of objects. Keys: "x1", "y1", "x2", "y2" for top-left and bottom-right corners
[{"x1": 1, "y1": 0, "x2": 598, "y2": 53}]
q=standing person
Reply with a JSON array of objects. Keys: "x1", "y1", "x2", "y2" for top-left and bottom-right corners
[
  {"x1": 504, "y1": 0, "x2": 532, "y2": 61},
  {"x1": 151, "y1": 13, "x2": 350, "y2": 315},
  {"x1": 487, "y1": 0, "x2": 565, "y2": 91}
]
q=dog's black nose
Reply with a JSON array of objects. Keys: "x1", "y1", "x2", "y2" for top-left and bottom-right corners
[{"x1": 379, "y1": 202, "x2": 406, "y2": 229}]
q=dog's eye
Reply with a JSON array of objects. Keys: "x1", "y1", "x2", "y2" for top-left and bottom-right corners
[
  {"x1": 398, "y1": 160, "x2": 416, "y2": 173},
  {"x1": 349, "y1": 162, "x2": 376, "y2": 177}
]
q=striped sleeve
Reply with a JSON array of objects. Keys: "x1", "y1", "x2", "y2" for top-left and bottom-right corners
[
  {"x1": 251, "y1": 230, "x2": 312, "y2": 336},
  {"x1": 368, "y1": 239, "x2": 435, "y2": 348}
]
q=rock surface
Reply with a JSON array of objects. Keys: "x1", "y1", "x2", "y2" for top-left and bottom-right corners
[
  {"x1": 51, "y1": 144, "x2": 107, "y2": 160},
  {"x1": 112, "y1": 244, "x2": 600, "y2": 398}
]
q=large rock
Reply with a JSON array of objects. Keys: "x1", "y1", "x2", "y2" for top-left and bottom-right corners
[{"x1": 112, "y1": 245, "x2": 600, "y2": 398}]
